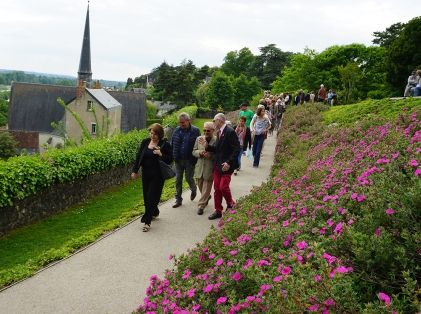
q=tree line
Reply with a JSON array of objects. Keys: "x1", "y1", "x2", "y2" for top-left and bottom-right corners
[{"x1": 126, "y1": 16, "x2": 421, "y2": 109}]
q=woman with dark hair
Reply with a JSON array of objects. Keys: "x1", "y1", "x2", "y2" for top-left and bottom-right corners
[
  {"x1": 250, "y1": 105, "x2": 271, "y2": 168},
  {"x1": 131, "y1": 123, "x2": 173, "y2": 232}
]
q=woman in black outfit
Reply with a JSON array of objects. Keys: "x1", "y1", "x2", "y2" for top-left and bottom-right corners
[{"x1": 131, "y1": 123, "x2": 173, "y2": 232}]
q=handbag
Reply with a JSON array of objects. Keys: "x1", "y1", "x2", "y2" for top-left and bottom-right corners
[{"x1": 159, "y1": 160, "x2": 176, "y2": 180}]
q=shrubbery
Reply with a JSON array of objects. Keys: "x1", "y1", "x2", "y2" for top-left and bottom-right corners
[
  {"x1": 162, "y1": 105, "x2": 198, "y2": 128},
  {"x1": 135, "y1": 103, "x2": 420, "y2": 313},
  {"x1": 0, "y1": 129, "x2": 148, "y2": 207}
]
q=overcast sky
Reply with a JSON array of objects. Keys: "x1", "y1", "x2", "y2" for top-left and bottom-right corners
[{"x1": 0, "y1": 0, "x2": 416, "y2": 82}]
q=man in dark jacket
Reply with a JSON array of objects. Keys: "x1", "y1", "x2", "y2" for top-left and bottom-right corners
[
  {"x1": 171, "y1": 112, "x2": 201, "y2": 208},
  {"x1": 201, "y1": 113, "x2": 240, "y2": 220}
]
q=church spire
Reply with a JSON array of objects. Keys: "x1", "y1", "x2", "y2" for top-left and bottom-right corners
[{"x1": 78, "y1": 3, "x2": 92, "y2": 85}]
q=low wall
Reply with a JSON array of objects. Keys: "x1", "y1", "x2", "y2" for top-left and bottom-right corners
[{"x1": 0, "y1": 164, "x2": 132, "y2": 236}]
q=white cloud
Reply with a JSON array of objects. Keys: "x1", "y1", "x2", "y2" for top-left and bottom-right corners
[{"x1": 0, "y1": 0, "x2": 417, "y2": 81}]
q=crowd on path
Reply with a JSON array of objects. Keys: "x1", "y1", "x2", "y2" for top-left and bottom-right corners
[{"x1": 130, "y1": 101, "x2": 278, "y2": 232}]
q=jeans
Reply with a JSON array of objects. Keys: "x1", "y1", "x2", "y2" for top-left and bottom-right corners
[
  {"x1": 237, "y1": 148, "x2": 243, "y2": 170},
  {"x1": 175, "y1": 159, "x2": 196, "y2": 202},
  {"x1": 414, "y1": 87, "x2": 421, "y2": 97},
  {"x1": 252, "y1": 134, "x2": 265, "y2": 167}
]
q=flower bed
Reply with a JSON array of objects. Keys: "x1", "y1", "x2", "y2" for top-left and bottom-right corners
[{"x1": 135, "y1": 103, "x2": 420, "y2": 313}]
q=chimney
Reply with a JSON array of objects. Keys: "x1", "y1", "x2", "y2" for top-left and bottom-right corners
[{"x1": 76, "y1": 80, "x2": 86, "y2": 98}]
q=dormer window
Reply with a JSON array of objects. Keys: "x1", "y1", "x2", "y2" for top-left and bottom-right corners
[{"x1": 87, "y1": 100, "x2": 93, "y2": 111}]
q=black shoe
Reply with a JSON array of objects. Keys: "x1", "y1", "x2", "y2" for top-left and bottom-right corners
[
  {"x1": 172, "y1": 201, "x2": 182, "y2": 208},
  {"x1": 197, "y1": 208, "x2": 204, "y2": 215},
  {"x1": 190, "y1": 190, "x2": 197, "y2": 201},
  {"x1": 208, "y1": 211, "x2": 222, "y2": 220}
]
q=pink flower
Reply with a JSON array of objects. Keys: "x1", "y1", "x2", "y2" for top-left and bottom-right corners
[
  {"x1": 314, "y1": 275, "x2": 322, "y2": 282},
  {"x1": 333, "y1": 222, "x2": 343, "y2": 234},
  {"x1": 409, "y1": 159, "x2": 419, "y2": 167},
  {"x1": 308, "y1": 304, "x2": 319, "y2": 312},
  {"x1": 324, "y1": 298, "x2": 336, "y2": 307},
  {"x1": 385, "y1": 208, "x2": 395, "y2": 215},
  {"x1": 216, "y1": 296, "x2": 227, "y2": 305},
  {"x1": 232, "y1": 272, "x2": 242, "y2": 281},
  {"x1": 375, "y1": 227, "x2": 382, "y2": 237},
  {"x1": 323, "y1": 252, "x2": 337, "y2": 265},
  {"x1": 415, "y1": 168, "x2": 421, "y2": 176},
  {"x1": 187, "y1": 288, "x2": 195, "y2": 298},
  {"x1": 273, "y1": 276, "x2": 283, "y2": 282},
  {"x1": 257, "y1": 259, "x2": 271, "y2": 267},
  {"x1": 296, "y1": 240, "x2": 308, "y2": 250},
  {"x1": 209, "y1": 253, "x2": 216, "y2": 259},
  {"x1": 216, "y1": 258, "x2": 224, "y2": 266},
  {"x1": 182, "y1": 269, "x2": 191, "y2": 280},
  {"x1": 357, "y1": 194, "x2": 366, "y2": 202},
  {"x1": 282, "y1": 220, "x2": 289, "y2": 227},
  {"x1": 229, "y1": 250, "x2": 238, "y2": 256},
  {"x1": 378, "y1": 292, "x2": 391, "y2": 306},
  {"x1": 203, "y1": 284, "x2": 213, "y2": 293},
  {"x1": 281, "y1": 266, "x2": 291, "y2": 275}
]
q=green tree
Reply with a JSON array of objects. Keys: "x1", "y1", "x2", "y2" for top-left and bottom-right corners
[
  {"x1": 0, "y1": 132, "x2": 17, "y2": 159},
  {"x1": 220, "y1": 47, "x2": 256, "y2": 77},
  {"x1": 251, "y1": 44, "x2": 293, "y2": 90},
  {"x1": 233, "y1": 74, "x2": 261, "y2": 106},
  {"x1": 338, "y1": 62, "x2": 363, "y2": 103},
  {"x1": 0, "y1": 95, "x2": 8, "y2": 127},
  {"x1": 152, "y1": 62, "x2": 177, "y2": 102},
  {"x1": 384, "y1": 17, "x2": 421, "y2": 95},
  {"x1": 205, "y1": 71, "x2": 234, "y2": 111},
  {"x1": 372, "y1": 22, "x2": 405, "y2": 47}
]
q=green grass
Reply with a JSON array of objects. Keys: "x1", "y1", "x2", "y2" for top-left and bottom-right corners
[
  {"x1": 192, "y1": 118, "x2": 212, "y2": 130},
  {"x1": 0, "y1": 177, "x2": 183, "y2": 288},
  {"x1": 322, "y1": 97, "x2": 421, "y2": 125}
]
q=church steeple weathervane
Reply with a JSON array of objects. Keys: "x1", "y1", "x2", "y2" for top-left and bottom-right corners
[{"x1": 78, "y1": 2, "x2": 92, "y2": 85}]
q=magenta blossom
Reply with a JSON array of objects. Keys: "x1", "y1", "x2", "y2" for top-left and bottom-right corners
[
  {"x1": 296, "y1": 240, "x2": 308, "y2": 250},
  {"x1": 216, "y1": 296, "x2": 227, "y2": 305},
  {"x1": 385, "y1": 208, "x2": 395, "y2": 215},
  {"x1": 182, "y1": 269, "x2": 191, "y2": 280},
  {"x1": 232, "y1": 272, "x2": 242, "y2": 281},
  {"x1": 333, "y1": 222, "x2": 343, "y2": 234},
  {"x1": 378, "y1": 292, "x2": 391, "y2": 306},
  {"x1": 409, "y1": 159, "x2": 419, "y2": 167},
  {"x1": 281, "y1": 266, "x2": 291, "y2": 275},
  {"x1": 375, "y1": 227, "x2": 382, "y2": 237},
  {"x1": 216, "y1": 258, "x2": 224, "y2": 266},
  {"x1": 187, "y1": 288, "x2": 195, "y2": 298}
]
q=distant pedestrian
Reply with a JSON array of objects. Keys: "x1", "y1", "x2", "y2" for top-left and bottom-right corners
[
  {"x1": 200, "y1": 113, "x2": 240, "y2": 220},
  {"x1": 250, "y1": 105, "x2": 271, "y2": 168},
  {"x1": 404, "y1": 70, "x2": 418, "y2": 97},
  {"x1": 192, "y1": 122, "x2": 216, "y2": 215},
  {"x1": 318, "y1": 84, "x2": 326, "y2": 103},
  {"x1": 234, "y1": 116, "x2": 248, "y2": 175},
  {"x1": 131, "y1": 123, "x2": 173, "y2": 232},
  {"x1": 171, "y1": 112, "x2": 200, "y2": 208},
  {"x1": 238, "y1": 102, "x2": 254, "y2": 128}
]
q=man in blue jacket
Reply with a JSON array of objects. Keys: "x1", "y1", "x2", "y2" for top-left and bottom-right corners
[{"x1": 171, "y1": 112, "x2": 201, "y2": 208}]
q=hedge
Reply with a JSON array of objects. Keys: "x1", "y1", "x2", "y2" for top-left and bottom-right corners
[
  {"x1": 0, "y1": 129, "x2": 149, "y2": 208},
  {"x1": 162, "y1": 105, "x2": 198, "y2": 128}
]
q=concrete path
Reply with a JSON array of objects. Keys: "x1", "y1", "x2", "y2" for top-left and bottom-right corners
[{"x1": 0, "y1": 133, "x2": 277, "y2": 314}]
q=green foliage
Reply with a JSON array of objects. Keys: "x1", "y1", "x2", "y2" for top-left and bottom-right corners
[
  {"x1": 220, "y1": 47, "x2": 256, "y2": 77},
  {"x1": 0, "y1": 129, "x2": 148, "y2": 208},
  {"x1": 322, "y1": 97, "x2": 421, "y2": 126},
  {"x1": 146, "y1": 101, "x2": 158, "y2": 119},
  {"x1": 162, "y1": 105, "x2": 198, "y2": 128},
  {"x1": 0, "y1": 91, "x2": 8, "y2": 127},
  {"x1": 56, "y1": 97, "x2": 92, "y2": 142},
  {"x1": 0, "y1": 132, "x2": 17, "y2": 159},
  {"x1": 205, "y1": 71, "x2": 234, "y2": 110},
  {"x1": 232, "y1": 74, "x2": 262, "y2": 106},
  {"x1": 146, "y1": 118, "x2": 163, "y2": 126},
  {"x1": 384, "y1": 16, "x2": 421, "y2": 95}
]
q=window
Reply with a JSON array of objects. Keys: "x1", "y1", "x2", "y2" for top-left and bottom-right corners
[
  {"x1": 91, "y1": 123, "x2": 97, "y2": 135},
  {"x1": 87, "y1": 100, "x2": 93, "y2": 111}
]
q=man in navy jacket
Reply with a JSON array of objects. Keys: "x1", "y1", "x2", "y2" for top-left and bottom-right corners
[{"x1": 171, "y1": 112, "x2": 201, "y2": 208}]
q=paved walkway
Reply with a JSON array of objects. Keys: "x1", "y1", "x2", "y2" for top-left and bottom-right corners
[{"x1": 0, "y1": 133, "x2": 277, "y2": 314}]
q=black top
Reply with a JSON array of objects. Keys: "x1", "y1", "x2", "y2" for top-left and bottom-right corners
[{"x1": 131, "y1": 138, "x2": 173, "y2": 174}]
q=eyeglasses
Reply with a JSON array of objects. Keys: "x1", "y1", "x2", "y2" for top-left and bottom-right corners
[{"x1": 203, "y1": 129, "x2": 212, "y2": 132}]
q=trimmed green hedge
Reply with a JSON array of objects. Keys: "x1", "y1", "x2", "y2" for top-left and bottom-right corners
[
  {"x1": 0, "y1": 129, "x2": 149, "y2": 207},
  {"x1": 162, "y1": 105, "x2": 198, "y2": 128}
]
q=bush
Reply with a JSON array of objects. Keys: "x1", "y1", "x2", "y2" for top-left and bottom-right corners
[
  {"x1": 0, "y1": 129, "x2": 148, "y2": 207},
  {"x1": 146, "y1": 101, "x2": 158, "y2": 119},
  {"x1": 0, "y1": 132, "x2": 17, "y2": 159},
  {"x1": 162, "y1": 105, "x2": 198, "y2": 128}
]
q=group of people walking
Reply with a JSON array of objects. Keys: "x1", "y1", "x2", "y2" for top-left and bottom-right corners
[
  {"x1": 404, "y1": 69, "x2": 421, "y2": 97},
  {"x1": 131, "y1": 105, "x2": 274, "y2": 232}
]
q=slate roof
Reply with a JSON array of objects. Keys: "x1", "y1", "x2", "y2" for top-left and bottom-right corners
[
  {"x1": 86, "y1": 88, "x2": 122, "y2": 110},
  {"x1": 9, "y1": 83, "x2": 76, "y2": 133},
  {"x1": 9, "y1": 82, "x2": 146, "y2": 133}
]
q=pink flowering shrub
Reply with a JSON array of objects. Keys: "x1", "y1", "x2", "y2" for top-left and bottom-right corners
[{"x1": 135, "y1": 104, "x2": 420, "y2": 313}]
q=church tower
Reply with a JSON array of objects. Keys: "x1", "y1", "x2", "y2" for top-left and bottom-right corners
[{"x1": 77, "y1": 4, "x2": 92, "y2": 85}]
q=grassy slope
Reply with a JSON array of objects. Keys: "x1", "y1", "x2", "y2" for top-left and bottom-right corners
[{"x1": 323, "y1": 97, "x2": 421, "y2": 125}]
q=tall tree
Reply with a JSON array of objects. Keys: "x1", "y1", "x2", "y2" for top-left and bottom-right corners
[
  {"x1": 220, "y1": 47, "x2": 256, "y2": 77},
  {"x1": 384, "y1": 17, "x2": 421, "y2": 94},
  {"x1": 372, "y1": 22, "x2": 405, "y2": 47},
  {"x1": 251, "y1": 44, "x2": 292, "y2": 90}
]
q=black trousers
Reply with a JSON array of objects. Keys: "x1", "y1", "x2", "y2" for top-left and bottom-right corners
[{"x1": 141, "y1": 171, "x2": 164, "y2": 225}]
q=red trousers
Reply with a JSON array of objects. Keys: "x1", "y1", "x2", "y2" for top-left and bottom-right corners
[{"x1": 213, "y1": 167, "x2": 235, "y2": 213}]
